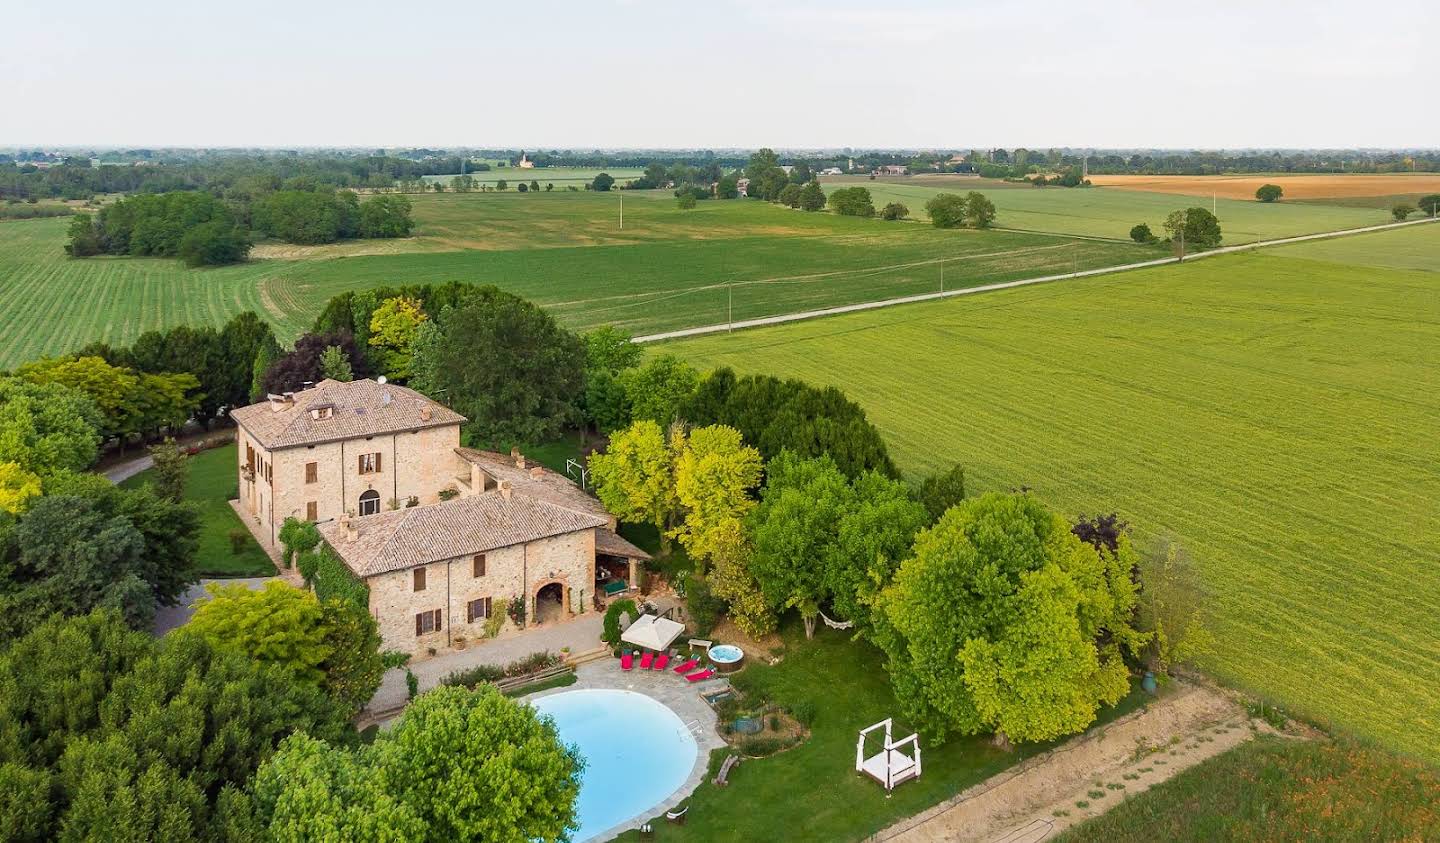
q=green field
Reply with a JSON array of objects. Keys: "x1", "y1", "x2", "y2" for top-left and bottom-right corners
[
  {"x1": 0, "y1": 191, "x2": 1153, "y2": 367},
  {"x1": 121, "y1": 443, "x2": 276, "y2": 578},
  {"x1": 659, "y1": 228, "x2": 1440, "y2": 764},
  {"x1": 420, "y1": 166, "x2": 644, "y2": 188},
  {"x1": 820, "y1": 177, "x2": 1389, "y2": 243},
  {"x1": 1057, "y1": 736, "x2": 1440, "y2": 842}
]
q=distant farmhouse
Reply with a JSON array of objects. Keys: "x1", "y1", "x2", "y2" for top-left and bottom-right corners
[
  {"x1": 232, "y1": 379, "x2": 649, "y2": 656},
  {"x1": 875, "y1": 165, "x2": 909, "y2": 176}
]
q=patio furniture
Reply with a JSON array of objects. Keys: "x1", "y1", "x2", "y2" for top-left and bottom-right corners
[
  {"x1": 685, "y1": 669, "x2": 716, "y2": 683},
  {"x1": 688, "y1": 638, "x2": 713, "y2": 652},
  {"x1": 653, "y1": 651, "x2": 670, "y2": 671},
  {"x1": 666, "y1": 805, "x2": 688, "y2": 825},
  {"x1": 639, "y1": 651, "x2": 654, "y2": 670},
  {"x1": 673, "y1": 658, "x2": 698, "y2": 674},
  {"x1": 622, "y1": 615, "x2": 685, "y2": 654},
  {"x1": 621, "y1": 651, "x2": 634, "y2": 671},
  {"x1": 713, "y1": 754, "x2": 741, "y2": 786},
  {"x1": 602, "y1": 579, "x2": 629, "y2": 597}
]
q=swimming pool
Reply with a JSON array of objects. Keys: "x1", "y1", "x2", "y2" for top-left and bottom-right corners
[{"x1": 530, "y1": 689, "x2": 698, "y2": 841}]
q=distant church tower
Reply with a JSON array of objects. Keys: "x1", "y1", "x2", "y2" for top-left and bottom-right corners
[{"x1": 518, "y1": 151, "x2": 535, "y2": 169}]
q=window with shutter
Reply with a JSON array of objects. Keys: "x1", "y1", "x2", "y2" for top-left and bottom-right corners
[
  {"x1": 467, "y1": 597, "x2": 489, "y2": 623},
  {"x1": 415, "y1": 610, "x2": 441, "y2": 635},
  {"x1": 472, "y1": 554, "x2": 486, "y2": 577},
  {"x1": 306, "y1": 501, "x2": 317, "y2": 521},
  {"x1": 414, "y1": 568, "x2": 426, "y2": 591},
  {"x1": 305, "y1": 462, "x2": 317, "y2": 483}
]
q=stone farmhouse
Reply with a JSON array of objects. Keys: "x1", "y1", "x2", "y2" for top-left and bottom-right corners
[{"x1": 231, "y1": 379, "x2": 649, "y2": 656}]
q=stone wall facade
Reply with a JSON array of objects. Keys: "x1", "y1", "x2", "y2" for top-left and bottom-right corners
[
  {"x1": 235, "y1": 421, "x2": 461, "y2": 546},
  {"x1": 361, "y1": 528, "x2": 597, "y2": 656}
]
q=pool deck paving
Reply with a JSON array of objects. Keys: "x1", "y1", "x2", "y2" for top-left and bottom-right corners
[{"x1": 522, "y1": 659, "x2": 729, "y2": 842}]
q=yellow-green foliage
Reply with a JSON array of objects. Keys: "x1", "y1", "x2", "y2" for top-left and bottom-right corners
[
  {"x1": 664, "y1": 241, "x2": 1440, "y2": 762},
  {"x1": 188, "y1": 581, "x2": 331, "y2": 683}
]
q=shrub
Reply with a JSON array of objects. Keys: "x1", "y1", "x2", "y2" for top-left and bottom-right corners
[
  {"x1": 1392, "y1": 202, "x2": 1417, "y2": 221},
  {"x1": 278, "y1": 516, "x2": 321, "y2": 569},
  {"x1": 438, "y1": 488, "x2": 459, "y2": 501},
  {"x1": 740, "y1": 735, "x2": 795, "y2": 757},
  {"x1": 684, "y1": 575, "x2": 722, "y2": 636},
  {"x1": 790, "y1": 699, "x2": 817, "y2": 727},
  {"x1": 1255, "y1": 184, "x2": 1283, "y2": 203},
  {"x1": 228, "y1": 528, "x2": 249, "y2": 555},
  {"x1": 880, "y1": 202, "x2": 909, "y2": 221},
  {"x1": 677, "y1": 193, "x2": 697, "y2": 210},
  {"x1": 405, "y1": 668, "x2": 419, "y2": 700},
  {"x1": 507, "y1": 596, "x2": 527, "y2": 628},
  {"x1": 1130, "y1": 223, "x2": 1156, "y2": 244},
  {"x1": 603, "y1": 598, "x2": 639, "y2": 647}
]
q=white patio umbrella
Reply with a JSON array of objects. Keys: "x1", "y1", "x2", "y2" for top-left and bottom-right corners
[{"x1": 620, "y1": 614, "x2": 684, "y2": 652}]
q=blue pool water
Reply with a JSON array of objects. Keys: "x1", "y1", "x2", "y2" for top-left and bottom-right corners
[{"x1": 530, "y1": 689, "x2": 698, "y2": 841}]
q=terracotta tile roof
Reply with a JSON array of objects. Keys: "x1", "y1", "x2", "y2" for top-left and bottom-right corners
[
  {"x1": 230, "y1": 379, "x2": 466, "y2": 450},
  {"x1": 454, "y1": 447, "x2": 611, "y2": 522},
  {"x1": 595, "y1": 529, "x2": 652, "y2": 561},
  {"x1": 317, "y1": 491, "x2": 608, "y2": 577}
]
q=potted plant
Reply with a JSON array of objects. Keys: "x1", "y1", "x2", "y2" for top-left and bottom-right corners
[{"x1": 454, "y1": 635, "x2": 467, "y2": 650}]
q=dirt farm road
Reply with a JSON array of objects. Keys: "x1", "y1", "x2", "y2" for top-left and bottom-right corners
[{"x1": 870, "y1": 680, "x2": 1273, "y2": 842}]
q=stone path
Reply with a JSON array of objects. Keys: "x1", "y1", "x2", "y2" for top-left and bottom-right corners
[
  {"x1": 873, "y1": 680, "x2": 1264, "y2": 842},
  {"x1": 366, "y1": 613, "x2": 607, "y2": 715}
]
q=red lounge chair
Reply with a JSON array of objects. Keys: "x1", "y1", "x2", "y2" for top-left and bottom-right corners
[
  {"x1": 640, "y1": 651, "x2": 654, "y2": 670},
  {"x1": 685, "y1": 669, "x2": 715, "y2": 683},
  {"x1": 673, "y1": 658, "x2": 698, "y2": 674},
  {"x1": 621, "y1": 651, "x2": 634, "y2": 671},
  {"x1": 653, "y1": 653, "x2": 670, "y2": 671}
]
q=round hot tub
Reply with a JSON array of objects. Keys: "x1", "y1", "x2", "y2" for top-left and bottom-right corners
[{"x1": 709, "y1": 644, "x2": 745, "y2": 672}]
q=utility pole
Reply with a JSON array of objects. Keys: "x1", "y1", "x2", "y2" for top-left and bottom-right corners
[
  {"x1": 618, "y1": 189, "x2": 623, "y2": 231},
  {"x1": 727, "y1": 283, "x2": 733, "y2": 332},
  {"x1": 940, "y1": 260, "x2": 944, "y2": 293},
  {"x1": 1178, "y1": 209, "x2": 1186, "y2": 262}
]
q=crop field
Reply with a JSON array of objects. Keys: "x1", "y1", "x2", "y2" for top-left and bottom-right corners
[
  {"x1": 0, "y1": 192, "x2": 1151, "y2": 367},
  {"x1": 1268, "y1": 220, "x2": 1440, "y2": 272},
  {"x1": 419, "y1": 166, "x2": 643, "y2": 188},
  {"x1": 1087, "y1": 172, "x2": 1440, "y2": 201},
  {"x1": 660, "y1": 236, "x2": 1440, "y2": 763},
  {"x1": 819, "y1": 177, "x2": 1386, "y2": 243}
]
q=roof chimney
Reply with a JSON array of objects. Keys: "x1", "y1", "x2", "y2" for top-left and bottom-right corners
[
  {"x1": 498, "y1": 480, "x2": 512, "y2": 501},
  {"x1": 267, "y1": 392, "x2": 294, "y2": 412},
  {"x1": 511, "y1": 446, "x2": 524, "y2": 469},
  {"x1": 529, "y1": 466, "x2": 544, "y2": 480},
  {"x1": 339, "y1": 513, "x2": 357, "y2": 543},
  {"x1": 419, "y1": 403, "x2": 432, "y2": 422}
]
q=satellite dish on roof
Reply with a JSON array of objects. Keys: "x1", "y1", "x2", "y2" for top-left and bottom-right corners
[{"x1": 376, "y1": 376, "x2": 387, "y2": 385}]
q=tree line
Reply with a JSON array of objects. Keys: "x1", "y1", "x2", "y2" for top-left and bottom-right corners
[{"x1": 65, "y1": 189, "x2": 413, "y2": 266}]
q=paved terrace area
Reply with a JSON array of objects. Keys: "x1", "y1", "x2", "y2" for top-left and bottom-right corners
[{"x1": 366, "y1": 613, "x2": 606, "y2": 714}]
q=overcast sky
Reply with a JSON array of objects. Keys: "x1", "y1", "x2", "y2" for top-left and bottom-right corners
[{"x1": 8, "y1": 0, "x2": 1435, "y2": 150}]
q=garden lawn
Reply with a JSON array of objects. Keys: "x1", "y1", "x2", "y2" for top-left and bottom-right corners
[
  {"x1": 618, "y1": 620, "x2": 1145, "y2": 843},
  {"x1": 819, "y1": 177, "x2": 1386, "y2": 243},
  {"x1": 1056, "y1": 736, "x2": 1440, "y2": 841},
  {"x1": 661, "y1": 242, "x2": 1440, "y2": 764},
  {"x1": 121, "y1": 443, "x2": 276, "y2": 578}
]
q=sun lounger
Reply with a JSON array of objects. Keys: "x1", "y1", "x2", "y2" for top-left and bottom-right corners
[
  {"x1": 673, "y1": 658, "x2": 698, "y2": 674},
  {"x1": 685, "y1": 669, "x2": 715, "y2": 682},
  {"x1": 639, "y1": 651, "x2": 654, "y2": 670},
  {"x1": 621, "y1": 651, "x2": 634, "y2": 671},
  {"x1": 653, "y1": 652, "x2": 670, "y2": 671}
]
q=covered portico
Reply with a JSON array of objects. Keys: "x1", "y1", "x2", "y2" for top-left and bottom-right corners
[{"x1": 595, "y1": 529, "x2": 652, "y2": 599}]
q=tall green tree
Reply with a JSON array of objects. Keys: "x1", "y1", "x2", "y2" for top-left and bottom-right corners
[
  {"x1": 1163, "y1": 207, "x2": 1223, "y2": 249},
  {"x1": 410, "y1": 287, "x2": 585, "y2": 446},
  {"x1": 1254, "y1": 183, "x2": 1283, "y2": 202},
  {"x1": 146, "y1": 437, "x2": 189, "y2": 503},
  {"x1": 828, "y1": 186, "x2": 875, "y2": 217},
  {"x1": 876, "y1": 493, "x2": 1143, "y2": 744},
  {"x1": 368, "y1": 295, "x2": 427, "y2": 381},
  {"x1": 253, "y1": 685, "x2": 582, "y2": 842},
  {"x1": 0, "y1": 611, "x2": 350, "y2": 841},
  {"x1": 798, "y1": 180, "x2": 826, "y2": 211},
  {"x1": 188, "y1": 581, "x2": 332, "y2": 684},
  {"x1": 670, "y1": 425, "x2": 763, "y2": 566},
  {"x1": 589, "y1": 420, "x2": 681, "y2": 557},
  {"x1": 220, "y1": 311, "x2": 276, "y2": 410},
  {"x1": 0, "y1": 377, "x2": 103, "y2": 474},
  {"x1": 319, "y1": 344, "x2": 354, "y2": 381},
  {"x1": 620, "y1": 355, "x2": 699, "y2": 427}
]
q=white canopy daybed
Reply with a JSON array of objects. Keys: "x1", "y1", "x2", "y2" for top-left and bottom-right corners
[{"x1": 620, "y1": 614, "x2": 685, "y2": 652}]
